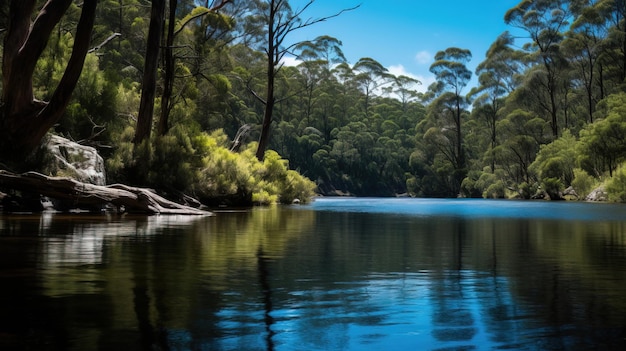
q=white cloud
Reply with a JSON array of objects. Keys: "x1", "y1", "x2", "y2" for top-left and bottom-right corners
[
  {"x1": 388, "y1": 64, "x2": 434, "y2": 94},
  {"x1": 281, "y1": 56, "x2": 302, "y2": 67},
  {"x1": 415, "y1": 50, "x2": 432, "y2": 65}
]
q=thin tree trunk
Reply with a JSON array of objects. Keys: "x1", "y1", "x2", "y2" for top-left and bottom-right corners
[
  {"x1": 255, "y1": 0, "x2": 277, "y2": 161},
  {"x1": 158, "y1": 0, "x2": 177, "y2": 136},
  {"x1": 134, "y1": 0, "x2": 165, "y2": 144}
]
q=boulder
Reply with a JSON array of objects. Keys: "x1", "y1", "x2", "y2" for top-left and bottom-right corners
[
  {"x1": 45, "y1": 135, "x2": 106, "y2": 186},
  {"x1": 562, "y1": 186, "x2": 579, "y2": 200},
  {"x1": 585, "y1": 186, "x2": 608, "y2": 202}
]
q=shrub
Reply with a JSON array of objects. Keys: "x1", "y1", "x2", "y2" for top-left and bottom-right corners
[
  {"x1": 541, "y1": 177, "x2": 563, "y2": 200},
  {"x1": 529, "y1": 130, "x2": 576, "y2": 186},
  {"x1": 606, "y1": 165, "x2": 626, "y2": 202},
  {"x1": 483, "y1": 180, "x2": 505, "y2": 199},
  {"x1": 105, "y1": 127, "x2": 315, "y2": 206},
  {"x1": 461, "y1": 169, "x2": 507, "y2": 199},
  {"x1": 571, "y1": 168, "x2": 595, "y2": 199},
  {"x1": 517, "y1": 182, "x2": 536, "y2": 200}
]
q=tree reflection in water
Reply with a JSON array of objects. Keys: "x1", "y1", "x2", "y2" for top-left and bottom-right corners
[
  {"x1": 258, "y1": 246, "x2": 275, "y2": 351},
  {"x1": 1, "y1": 200, "x2": 626, "y2": 350}
]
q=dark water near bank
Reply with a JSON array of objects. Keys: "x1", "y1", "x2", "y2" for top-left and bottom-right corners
[{"x1": 1, "y1": 198, "x2": 626, "y2": 350}]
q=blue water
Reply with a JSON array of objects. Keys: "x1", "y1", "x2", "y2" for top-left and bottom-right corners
[
  {"x1": 1, "y1": 199, "x2": 626, "y2": 350},
  {"x1": 308, "y1": 197, "x2": 626, "y2": 221}
]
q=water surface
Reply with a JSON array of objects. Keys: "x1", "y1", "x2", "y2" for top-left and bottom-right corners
[{"x1": 1, "y1": 198, "x2": 626, "y2": 350}]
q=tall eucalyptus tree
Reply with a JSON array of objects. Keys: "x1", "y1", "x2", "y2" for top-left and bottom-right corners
[
  {"x1": 505, "y1": 0, "x2": 572, "y2": 138},
  {"x1": 470, "y1": 34, "x2": 522, "y2": 171},
  {"x1": 353, "y1": 57, "x2": 391, "y2": 117},
  {"x1": 426, "y1": 47, "x2": 473, "y2": 177},
  {"x1": 243, "y1": 0, "x2": 357, "y2": 161}
]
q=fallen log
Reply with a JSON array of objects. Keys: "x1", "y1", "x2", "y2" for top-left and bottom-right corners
[{"x1": 0, "y1": 170, "x2": 212, "y2": 215}]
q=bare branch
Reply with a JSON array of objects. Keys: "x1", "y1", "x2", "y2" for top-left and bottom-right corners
[
  {"x1": 297, "y1": 4, "x2": 361, "y2": 32},
  {"x1": 89, "y1": 32, "x2": 121, "y2": 53},
  {"x1": 248, "y1": 82, "x2": 267, "y2": 105}
]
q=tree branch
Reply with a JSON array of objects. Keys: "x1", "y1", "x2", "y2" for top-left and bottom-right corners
[
  {"x1": 174, "y1": 0, "x2": 232, "y2": 37},
  {"x1": 39, "y1": 0, "x2": 98, "y2": 136},
  {"x1": 18, "y1": 0, "x2": 73, "y2": 71},
  {"x1": 89, "y1": 32, "x2": 122, "y2": 53}
]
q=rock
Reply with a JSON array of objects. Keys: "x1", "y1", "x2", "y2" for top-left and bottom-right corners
[
  {"x1": 531, "y1": 191, "x2": 546, "y2": 200},
  {"x1": 45, "y1": 135, "x2": 106, "y2": 186},
  {"x1": 562, "y1": 186, "x2": 579, "y2": 200},
  {"x1": 585, "y1": 186, "x2": 608, "y2": 202}
]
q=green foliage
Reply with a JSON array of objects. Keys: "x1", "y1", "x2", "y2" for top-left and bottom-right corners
[
  {"x1": 461, "y1": 169, "x2": 506, "y2": 199},
  {"x1": 58, "y1": 54, "x2": 119, "y2": 143},
  {"x1": 541, "y1": 177, "x2": 564, "y2": 200},
  {"x1": 578, "y1": 93, "x2": 626, "y2": 177},
  {"x1": 571, "y1": 168, "x2": 595, "y2": 199},
  {"x1": 8, "y1": 0, "x2": 626, "y2": 204},
  {"x1": 106, "y1": 128, "x2": 315, "y2": 206},
  {"x1": 529, "y1": 130, "x2": 577, "y2": 186},
  {"x1": 606, "y1": 165, "x2": 626, "y2": 203}
]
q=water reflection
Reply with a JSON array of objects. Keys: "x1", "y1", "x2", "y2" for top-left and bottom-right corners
[{"x1": 1, "y1": 200, "x2": 626, "y2": 350}]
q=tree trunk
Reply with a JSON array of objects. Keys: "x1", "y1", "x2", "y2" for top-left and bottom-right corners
[
  {"x1": 134, "y1": 0, "x2": 166, "y2": 144},
  {"x1": 255, "y1": 0, "x2": 277, "y2": 161},
  {"x1": 1, "y1": 0, "x2": 97, "y2": 162},
  {"x1": 158, "y1": 0, "x2": 177, "y2": 136}
]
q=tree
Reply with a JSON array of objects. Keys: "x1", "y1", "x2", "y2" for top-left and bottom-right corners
[
  {"x1": 505, "y1": 0, "x2": 572, "y2": 138},
  {"x1": 133, "y1": 0, "x2": 166, "y2": 144},
  {"x1": 469, "y1": 33, "x2": 521, "y2": 172},
  {"x1": 426, "y1": 47, "x2": 473, "y2": 177},
  {"x1": 353, "y1": 57, "x2": 391, "y2": 117},
  {"x1": 578, "y1": 93, "x2": 626, "y2": 177},
  {"x1": 245, "y1": 0, "x2": 358, "y2": 161},
  {"x1": 1, "y1": 0, "x2": 98, "y2": 163},
  {"x1": 294, "y1": 35, "x2": 345, "y2": 125},
  {"x1": 564, "y1": 0, "x2": 609, "y2": 123},
  {"x1": 158, "y1": 0, "x2": 233, "y2": 136}
]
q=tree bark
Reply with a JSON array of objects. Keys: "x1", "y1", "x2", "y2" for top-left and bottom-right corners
[
  {"x1": 0, "y1": 170, "x2": 211, "y2": 215},
  {"x1": 134, "y1": 0, "x2": 166, "y2": 144},
  {"x1": 158, "y1": 0, "x2": 178, "y2": 137},
  {"x1": 1, "y1": 0, "x2": 98, "y2": 161},
  {"x1": 255, "y1": 0, "x2": 278, "y2": 161}
]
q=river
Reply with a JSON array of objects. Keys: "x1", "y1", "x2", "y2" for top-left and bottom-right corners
[{"x1": 1, "y1": 198, "x2": 626, "y2": 350}]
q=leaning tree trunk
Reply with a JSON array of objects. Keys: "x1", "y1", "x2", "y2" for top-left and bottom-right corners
[{"x1": 0, "y1": 0, "x2": 97, "y2": 163}]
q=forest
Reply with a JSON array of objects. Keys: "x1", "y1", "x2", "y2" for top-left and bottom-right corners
[{"x1": 2, "y1": 0, "x2": 626, "y2": 208}]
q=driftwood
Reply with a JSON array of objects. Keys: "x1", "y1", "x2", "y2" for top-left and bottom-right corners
[{"x1": 0, "y1": 170, "x2": 211, "y2": 215}]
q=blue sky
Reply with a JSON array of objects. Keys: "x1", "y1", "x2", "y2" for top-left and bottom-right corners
[{"x1": 286, "y1": 0, "x2": 522, "y2": 93}]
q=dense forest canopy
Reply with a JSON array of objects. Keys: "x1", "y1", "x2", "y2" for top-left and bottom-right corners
[{"x1": 2, "y1": 0, "x2": 626, "y2": 204}]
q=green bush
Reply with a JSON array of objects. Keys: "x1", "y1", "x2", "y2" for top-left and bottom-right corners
[
  {"x1": 571, "y1": 168, "x2": 595, "y2": 199},
  {"x1": 606, "y1": 165, "x2": 626, "y2": 202},
  {"x1": 460, "y1": 170, "x2": 482, "y2": 198},
  {"x1": 517, "y1": 182, "x2": 536, "y2": 200},
  {"x1": 195, "y1": 132, "x2": 315, "y2": 205},
  {"x1": 461, "y1": 169, "x2": 506, "y2": 199},
  {"x1": 541, "y1": 177, "x2": 563, "y2": 200},
  {"x1": 483, "y1": 180, "x2": 505, "y2": 199},
  {"x1": 529, "y1": 130, "x2": 576, "y2": 186}
]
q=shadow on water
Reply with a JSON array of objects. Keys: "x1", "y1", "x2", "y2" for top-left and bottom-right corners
[{"x1": 1, "y1": 199, "x2": 626, "y2": 350}]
